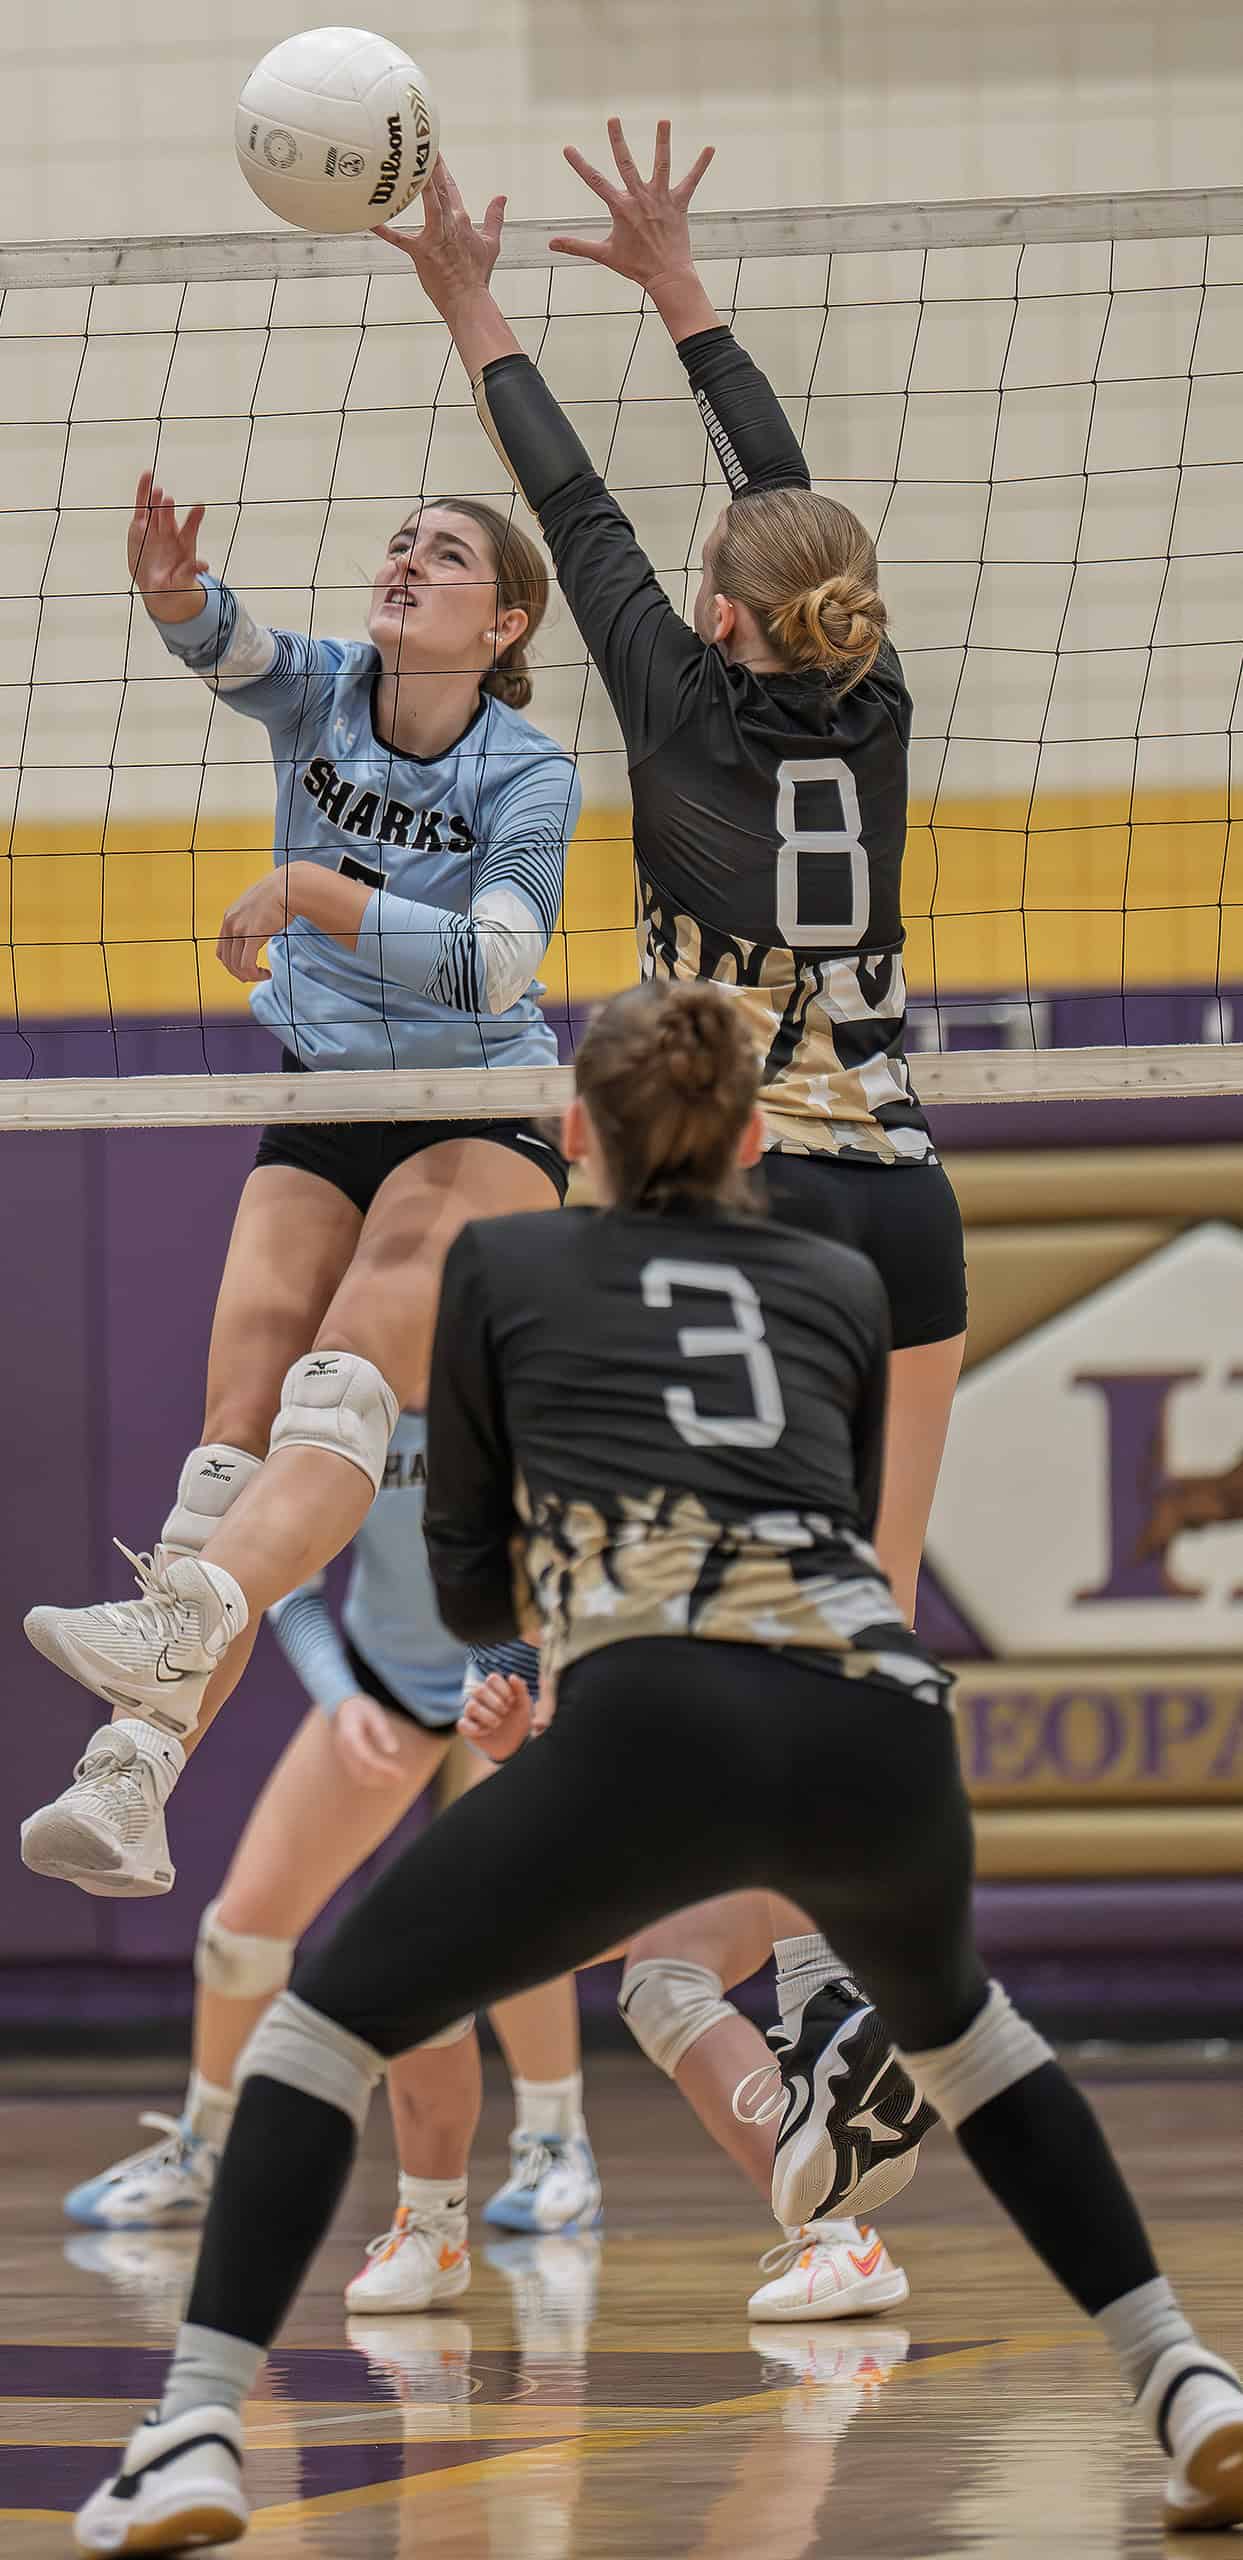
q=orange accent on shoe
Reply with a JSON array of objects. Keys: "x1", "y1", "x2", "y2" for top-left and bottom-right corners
[
  {"x1": 358, "y1": 2207, "x2": 411, "y2": 2276},
  {"x1": 438, "y1": 2243, "x2": 465, "y2": 2272},
  {"x1": 849, "y1": 2239, "x2": 885, "y2": 2280}
]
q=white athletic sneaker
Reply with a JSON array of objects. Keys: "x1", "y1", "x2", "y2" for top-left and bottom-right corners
[
  {"x1": 20, "y1": 1719, "x2": 183, "y2": 1897},
  {"x1": 747, "y1": 2219, "x2": 910, "y2": 2323},
  {"x1": 482, "y1": 2131, "x2": 602, "y2": 2233},
  {"x1": 1137, "y1": 2342, "x2": 1243, "y2": 2531},
  {"x1": 344, "y1": 2203, "x2": 471, "y2": 2314},
  {"x1": 749, "y1": 2322, "x2": 912, "y2": 2439},
  {"x1": 64, "y1": 2112, "x2": 220, "y2": 2229},
  {"x1": 25, "y1": 1544, "x2": 246, "y2": 1727},
  {"x1": 74, "y1": 2404, "x2": 247, "y2": 2555}
]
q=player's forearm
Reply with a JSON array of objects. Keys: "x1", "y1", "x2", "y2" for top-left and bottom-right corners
[
  {"x1": 439, "y1": 282, "x2": 523, "y2": 381},
  {"x1": 267, "y1": 1583, "x2": 359, "y2": 1717},
  {"x1": 474, "y1": 352, "x2": 597, "y2": 516},
  {"x1": 676, "y1": 325, "x2": 811, "y2": 495},
  {"x1": 430, "y1": 1555, "x2": 521, "y2": 1646},
  {"x1": 141, "y1": 581, "x2": 208, "y2": 627},
  {"x1": 646, "y1": 264, "x2": 720, "y2": 342},
  {"x1": 355, "y1": 883, "x2": 544, "y2": 1013},
  {"x1": 284, "y1": 861, "x2": 370, "y2": 947}
]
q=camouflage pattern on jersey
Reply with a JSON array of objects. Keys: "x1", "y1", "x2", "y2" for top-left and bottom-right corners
[
  {"x1": 513, "y1": 1474, "x2": 950, "y2": 1702},
  {"x1": 637, "y1": 891, "x2": 934, "y2": 1167}
]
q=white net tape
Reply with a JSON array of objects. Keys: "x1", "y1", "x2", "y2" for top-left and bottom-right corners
[{"x1": 2, "y1": 190, "x2": 1243, "y2": 1126}]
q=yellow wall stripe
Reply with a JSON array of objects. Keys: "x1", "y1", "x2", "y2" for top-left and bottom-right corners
[{"x1": 4, "y1": 790, "x2": 1240, "y2": 1019}]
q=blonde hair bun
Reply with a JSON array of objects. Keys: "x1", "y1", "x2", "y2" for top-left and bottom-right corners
[
  {"x1": 770, "y1": 568, "x2": 886, "y2": 681},
  {"x1": 711, "y1": 488, "x2": 887, "y2": 692}
]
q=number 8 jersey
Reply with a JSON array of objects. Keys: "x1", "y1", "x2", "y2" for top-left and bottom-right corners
[{"x1": 475, "y1": 323, "x2": 934, "y2": 1166}]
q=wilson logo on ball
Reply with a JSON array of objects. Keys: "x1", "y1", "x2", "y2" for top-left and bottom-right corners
[
  {"x1": 368, "y1": 114, "x2": 405, "y2": 207},
  {"x1": 410, "y1": 96, "x2": 434, "y2": 180}
]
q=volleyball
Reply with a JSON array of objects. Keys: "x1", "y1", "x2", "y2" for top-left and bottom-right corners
[{"x1": 234, "y1": 27, "x2": 439, "y2": 234}]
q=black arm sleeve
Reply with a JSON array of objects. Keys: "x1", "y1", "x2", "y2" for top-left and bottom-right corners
[
  {"x1": 676, "y1": 326, "x2": 811, "y2": 496},
  {"x1": 475, "y1": 353, "x2": 706, "y2": 764},
  {"x1": 850, "y1": 1272, "x2": 893, "y2": 1543},
  {"x1": 424, "y1": 1227, "x2": 521, "y2": 1647}
]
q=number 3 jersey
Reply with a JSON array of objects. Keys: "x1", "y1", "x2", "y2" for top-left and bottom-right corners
[
  {"x1": 425, "y1": 1202, "x2": 949, "y2": 1705},
  {"x1": 476, "y1": 326, "x2": 934, "y2": 1165}
]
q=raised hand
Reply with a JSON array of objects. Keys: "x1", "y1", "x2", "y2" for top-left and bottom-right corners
[
  {"x1": 374, "y1": 157, "x2": 506, "y2": 318},
  {"x1": 550, "y1": 115, "x2": 714, "y2": 289},
  {"x1": 127, "y1": 470, "x2": 209, "y2": 624}
]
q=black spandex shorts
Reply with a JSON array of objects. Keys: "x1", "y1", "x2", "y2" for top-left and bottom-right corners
[
  {"x1": 254, "y1": 1050, "x2": 568, "y2": 1213},
  {"x1": 757, "y1": 1153, "x2": 967, "y2": 1350},
  {"x1": 343, "y1": 1634, "x2": 461, "y2": 1738}
]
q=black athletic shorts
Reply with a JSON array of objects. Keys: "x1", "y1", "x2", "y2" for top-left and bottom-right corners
[
  {"x1": 757, "y1": 1153, "x2": 967, "y2": 1351},
  {"x1": 343, "y1": 1633, "x2": 461, "y2": 1738},
  {"x1": 254, "y1": 1050, "x2": 568, "y2": 1214}
]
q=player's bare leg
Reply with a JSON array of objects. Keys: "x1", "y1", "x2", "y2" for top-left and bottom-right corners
[
  {"x1": 621, "y1": 1891, "x2": 908, "y2": 2321},
  {"x1": 21, "y1": 1167, "x2": 361, "y2": 1894}
]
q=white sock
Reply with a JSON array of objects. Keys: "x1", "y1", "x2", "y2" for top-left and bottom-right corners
[
  {"x1": 160, "y1": 2321, "x2": 263, "y2": 2424},
  {"x1": 167, "y1": 1556, "x2": 248, "y2": 1644},
  {"x1": 1097, "y1": 2275, "x2": 1196, "y2": 2396},
  {"x1": 183, "y1": 2069, "x2": 235, "y2": 2150},
  {"x1": 397, "y1": 2171, "x2": 467, "y2": 2224},
  {"x1": 773, "y1": 1934, "x2": 855, "y2": 2030},
  {"x1": 113, "y1": 1718, "x2": 185, "y2": 1791},
  {"x1": 513, "y1": 2073, "x2": 585, "y2": 2141}
]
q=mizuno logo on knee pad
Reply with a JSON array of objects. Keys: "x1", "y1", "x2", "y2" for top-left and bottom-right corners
[{"x1": 269, "y1": 1352, "x2": 399, "y2": 1496}]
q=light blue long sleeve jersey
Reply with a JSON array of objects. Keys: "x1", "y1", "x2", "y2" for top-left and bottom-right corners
[
  {"x1": 161, "y1": 578, "x2": 581, "y2": 1070},
  {"x1": 268, "y1": 1414, "x2": 468, "y2": 1726}
]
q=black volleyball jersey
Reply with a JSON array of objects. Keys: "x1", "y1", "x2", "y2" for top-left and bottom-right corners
[
  {"x1": 475, "y1": 327, "x2": 934, "y2": 1167},
  {"x1": 424, "y1": 1203, "x2": 949, "y2": 1705}
]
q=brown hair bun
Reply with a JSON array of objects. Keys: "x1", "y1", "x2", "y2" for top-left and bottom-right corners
[{"x1": 575, "y1": 980, "x2": 762, "y2": 1209}]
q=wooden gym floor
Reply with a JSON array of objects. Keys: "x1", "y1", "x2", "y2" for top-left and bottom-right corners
[{"x1": 1, "y1": 2048, "x2": 1239, "y2": 2555}]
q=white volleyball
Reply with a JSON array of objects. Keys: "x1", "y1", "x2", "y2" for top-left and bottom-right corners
[{"x1": 235, "y1": 27, "x2": 439, "y2": 235}]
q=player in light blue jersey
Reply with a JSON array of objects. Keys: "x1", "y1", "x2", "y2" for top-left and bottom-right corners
[
  {"x1": 23, "y1": 481, "x2": 580, "y2": 1893},
  {"x1": 63, "y1": 1412, "x2": 602, "y2": 2304}
]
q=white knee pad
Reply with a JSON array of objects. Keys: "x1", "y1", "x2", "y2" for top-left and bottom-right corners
[
  {"x1": 237, "y1": 1989, "x2": 385, "y2": 2137},
  {"x1": 268, "y1": 1351, "x2": 399, "y2": 1495},
  {"x1": 618, "y1": 1958, "x2": 737, "y2": 2077},
  {"x1": 418, "y1": 2014, "x2": 477, "y2": 2050},
  {"x1": 195, "y1": 1899, "x2": 295, "y2": 2002},
  {"x1": 899, "y1": 1982, "x2": 1054, "y2": 2131},
  {"x1": 161, "y1": 1444, "x2": 263, "y2": 1558}
]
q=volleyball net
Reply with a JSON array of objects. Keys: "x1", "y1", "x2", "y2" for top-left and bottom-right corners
[{"x1": 2, "y1": 187, "x2": 1243, "y2": 1125}]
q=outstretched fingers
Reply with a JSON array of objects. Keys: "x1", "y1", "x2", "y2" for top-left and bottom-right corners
[
  {"x1": 672, "y1": 142, "x2": 715, "y2": 208},
  {"x1": 563, "y1": 142, "x2": 621, "y2": 208},
  {"x1": 607, "y1": 114, "x2": 645, "y2": 193},
  {"x1": 547, "y1": 231, "x2": 615, "y2": 267}
]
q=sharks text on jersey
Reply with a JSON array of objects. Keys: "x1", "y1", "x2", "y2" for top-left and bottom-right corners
[{"x1": 302, "y1": 755, "x2": 476, "y2": 854}]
